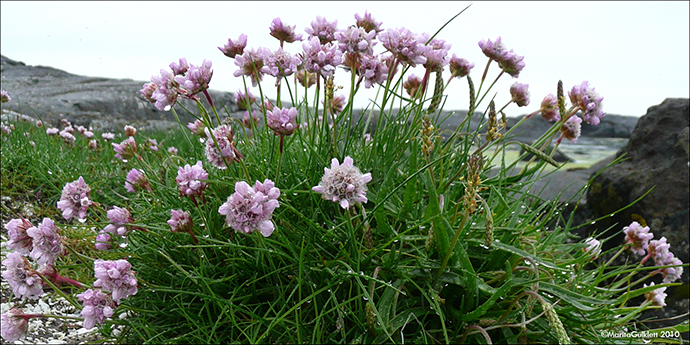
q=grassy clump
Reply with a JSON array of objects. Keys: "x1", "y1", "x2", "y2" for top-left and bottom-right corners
[{"x1": 2, "y1": 7, "x2": 687, "y2": 345}]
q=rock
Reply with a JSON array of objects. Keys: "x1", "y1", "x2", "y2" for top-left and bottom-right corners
[
  {"x1": 585, "y1": 98, "x2": 689, "y2": 329},
  {"x1": 504, "y1": 112, "x2": 639, "y2": 141},
  {"x1": 1, "y1": 55, "x2": 240, "y2": 132}
]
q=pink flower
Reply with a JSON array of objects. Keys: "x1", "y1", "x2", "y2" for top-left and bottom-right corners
[
  {"x1": 559, "y1": 115, "x2": 582, "y2": 143},
  {"x1": 1, "y1": 252, "x2": 44, "y2": 300},
  {"x1": 267, "y1": 107, "x2": 299, "y2": 136},
  {"x1": 582, "y1": 237, "x2": 601, "y2": 260},
  {"x1": 46, "y1": 127, "x2": 59, "y2": 135},
  {"x1": 660, "y1": 257, "x2": 683, "y2": 284},
  {"x1": 1, "y1": 309, "x2": 29, "y2": 342},
  {"x1": 335, "y1": 26, "x2": 376, "y2": 56},
  {"x1": 302, "y1": 37, "x2": 343, "y2": 77},
  {"x1": 187, "y1": 120, "x2": 207, "y2": 137},
  {"x1": 176, "y1": 161, "x2": 209, "y2": 198},
  {"x1": 235, "y1": 90, "x2": 256, "y2": 111},
  {"x1": 510, "y1": 82, "x2": 530, "y2": 107},
  {"x1": 59, "y1": 129, "x2": 76, "y2": 143},
  {"x1": 205, "y1": 125, "x2": 242, "y2": 169},
  {"x1": 101, "y1": 132, "x2": 115, "y2": 141},
  {"x1": 234, "y1": 47, "x2": 270, "y2": 87},
  {"x1": 648, "y1": 237, "x2": 673, "y2": 266},
  {"x1": 478, "y1": 36, "x2": 510, "y2": 62},
  {"x1": 26, "y1": 218, "x2": 65, "y2": 266},
  {"x1": 326, "y1": 94, "x2": 346, "y2": 115},
  {"x1": 420, "y1": 35, "x2": 451, "y2": 72},
  {"x1": 5, "y1": 217, "x2": 34, "y2": 255},
  {"x1": 243, "y1": 110, "x2": 259, "y2": 128},
  {"x1": 93, "y1": 259, "x2": 138, "y2": 302},
  {"x1": 404, "y1": 74, "x2": 423, "y2": 99},
  {"x1": 95, "y1": 231, "x2": 112, "y2": 250},
  {"x1": 312, "y1": 156, "x2": 372, "y2": 209},
  {"x1": 88, "y1": 139, "x2": 98, "y2": 150},
  {"x1": 623, "y1": 221, "x2": 653, "y2": 255},
  {"x1": 498, "y1": 50, "x2": 525, "y2": 78},
  {"x1": 643, "y1": 282, "x2": 667, "y2": 307},
  {"x1": 218, "y1": 179, "x2": 280, "y2": 237},
  {"x1": 125, "y1": 168, "x2": 152, "y2": 193},
  {"x1": 379, "y1": 27, "x2": 427, "y2": 67},
  {"x1": 358, "y1": 54, "x2": 389, "y2": 89},
  {"x1": 270, "y1": 17, "x2": 303, "y2": 44},
  {"x1": 261, "y1": 48, "x2": 301, "y2": 79},
  {"x1": 145, "y1": 138, "x2": 159, "y2": 152},
  {"x1": 77, "y1": 289, "x2": 115, "y2": 329},
  {"x1": 175, "y1": 59, "x2": 213, "y2": 96},
  {"x1": 147, "y1": 69, "x2": 180, "y2": 111},
  {"x1": 538, "y1": 94, "x2": 561, "y2": 122},
  {"x1": 219, "y1": 34, "x2": 247, "y2": 59},
  {"x1": 112, "y1": 136, "x2": 137, "y2": 160},
  {"x1": 305, "y1": 16, "x2": 338, "y2": 44},
  {"x1": 124, "y1": 125, "x2": 137, "y2": 137},
  {"x1": 56, "y1": 176, "x2": 92, "y2": 221},
  {"x1": 169, "y1": 58, "x2": 189, "y2": 75},
  {"x1": 0, "y1": 90, "x2": 11, "y2": 103},
  {"x1": 449, "y1": 54, "x2": 474, "y2": 78},
  {"x1": 167, "y1": 209, "x2": 193, "y2": 234},
  {"x1": 569, "y1": 81, "x2": 605, "y2": 125},
  {"x1": 103, "y1": 206, "x2": 134, "y2": 237},
  {"x1": 167, "y1": 146, "x2": 178, "y2": 155},
  {"x1": 355, "y1": 11, "x2": 383, "y2": 35}
]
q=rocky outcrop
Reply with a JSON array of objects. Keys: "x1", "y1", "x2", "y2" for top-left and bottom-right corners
[{"x1": 585, "y1": 98, "x2": 689, "y2": 329}]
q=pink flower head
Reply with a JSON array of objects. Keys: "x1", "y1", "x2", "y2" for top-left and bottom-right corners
[
  {"x1": 648, "y1": 237, "x2": 673, "y2": 266},
  {"x1": 1, "y1": 308, "x2": 29, "y2": 342},
  {"x1": 660, "y1": 257, "x2": 683, "y2": 284},
  {"x1": 56, "y1": 176, "x2": 92, "y2": 221},
  {"x1": 296, "y1": 70, "x2": 317, "y2": 88},
  {"x1": 167, "y1": 209, "x2": 193, "y2": 233},
  {"x1": 125, "y1": 168, "x2": 152, "y2": 193},
  {"x1": 26, "y1": 217, "x2": 65, "y2": 266},
  {"x1": 205, "y1": 124, "x2": 242, "y2": 169},
  {"x1": 643, "y1": 282, "x2": 667, "y2": 307},
  {"x1": 358, "y1": 54, "x2": 389, "y2": 89},
  {"x1": 623, "y1": 221, "x2": 653, "y2": 255},
  {"x1": 404, "y1": 74, "x2": 423, "y2": 99},
  {"x1": 167, "y1": 146, "x2": 178, "y2": 155},
  {"x1": 326, "y1": 94, "x2": 346, "y2": 115},
  {"x1": 262, "y1": 48, "x2": 301, "y2": 79},
  {"x1": 124, "y1": 125, "x2": 137, "y2": 137},
  {"x1": 582, "y1": 237, "x2": 601, "y2": 260},
  {"x1": 510, "y1": 82, "x2": 530, "y2": 107},
  {"x1": 0, "y1": 90, "x2": 11, "y2": 103},
  {"x1": 270, "y1": 17, "x2": 303, "y2": 44},
  {"x1": 140, "y1": 82, "x2": 157, "y2": 103},
  {"x1": 112, "y1": 136, "x2": 137, "y2": 160},
  {"x1": 93, "y1": 259, "x2": 138, "y2": 302},
  {"x1": 95, "y1": 231, "x2": 112, "y2": 250},
  {"x1": 169, "y1": 57, "x2": 189, "y2": 75},
  {"x1": 219, "y1": 34, "x2": 247, "y2": 58},
  {"x1": 243, "y1": 110, "x2": 259, "y2": 128},
  {"x1": 478, "y1": 36, "x2": 510, "y2": 62},
  {"x1": 449, "y1": 54, "x2": 474, "y2": 78},
  {"x1": 379, "y1": 27, "x2": 427, "y2": 67},
  {"x1": 59, "y1": 129, "x2": 76, "y2": 143},
  {"x1": 498, "y1": 50, "x2": 525, "y2": 78},
  {"x1": 302, "y1": 37, "x2": 343, "y2": 77},
  {"x1": 77, "y1": 289, "x2": 115, "y2": 329},
  {"x1": 234, "y1": 47, "x2": 271, "y2": 87},
  {"x1": 420, "y1": 35, "x2": 451, "y2": 72},
  {"x1": 559, "y1": 115, "x2": 582, "y2": 143},
  {"x1": 312, "y1": 156, "x2": 372, "y2": 209},
  {"x1": 568, "y1": 81, "x2": 605, "y2": 125},
  {"x1": 176, "y1": 161, "x2": 209, "y2": 198},
  {"x1": 235, "y1": 90, "x2": 256, "y2": 111},
  {"x1": 175, "y1": 59, "x2": 213, "y2": 96},
  {"x1": 335, "y1": 26, "x2": 376, "y2": 56},
  {"x1": 218, "y1": 179, "x2": 280, "y2": 237},
  {"x1": 539, "y1": 94, "x2": 561, "y2": 122},
  {"x1": 46, "y1": 127, "x2": 59, "y2": 135},
  {"x1": 355, "y1": 11, "x2": 383, "y2": 35},
  {"x1": 145, "y1": 138, "x2": 159, "y2": 151},
  {"x1": 102, "y1": 132, "x2": 115, "y2": 141},
  {"x1": 5, "y1": 217, "x2": 34, "y2": 255},
  {"x1": 305, "y1": 16, "x2": 338, "y2": 44},
  {"x1": 1, "y1": 252, "x2": 44, "y2": 300},
  {"x1": 103, "y1": 206, "x2": 134, "y2": 237},
  {"x1": 267, "y1": 107, "x2": 299, "y2": 136},
  {"x1": 149, "y1": 69, "x2": 180, "y2": 111},
  {"x1": 187, "y1": 120, "x2": 207, "y2": 137}
]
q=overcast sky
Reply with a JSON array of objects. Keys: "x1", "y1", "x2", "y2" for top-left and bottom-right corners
[{"x1": 1, "y1": 1, "x2": 688, "y2": 117}]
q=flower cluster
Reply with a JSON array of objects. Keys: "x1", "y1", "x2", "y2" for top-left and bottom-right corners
[
  {"x1": 140, "y1": 58, "x2": 214, "y2": 111},
  {"x1": 175, "y1": 161, "x2": 209, "y2": 199},
  {"x1": 478, "y1": 36, "x2": 525, "y2": 77},
  {"x1": 266, "y1": 107, "x2": 299, "y2": 136},
  {"x1": 56, "y1": 176, "x2": 92, "y2": 221},
  {"x1": 93, "y1": 259, "x2": 138, "y2": 302},
  {"x1": 312, "y1": 156, "x2": 372, "y2": 209},
  {"x1": 218, "y1": 179, "x2": 281, "y2": 237},
  {"x1": 205, "y1": 124, "x2": 242, "y2": 169},
  {"x1": 125, "y1": 168, "x2": 152, "y2": 193},
  {"x1": 76, "y1": 289, "x2": 115, "y2": 329}
]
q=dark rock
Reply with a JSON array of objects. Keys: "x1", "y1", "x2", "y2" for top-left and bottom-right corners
[
  {"x1": 585, "y1": 98, "x2": 689, "y2": 330},
  {"x1": 505, "y1": 112, "x2": 639, "y2": 141},
  {"x1": 1, "y1": 55, "x2": 240, "y2": 132}
]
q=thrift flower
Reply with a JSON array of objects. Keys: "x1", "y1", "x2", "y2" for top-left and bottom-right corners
[
  {"x1": 125, "y1": 168, "x2": 152, "y2": 193},
  {"x1": 327, "y1": 94, "x2": 346, "y2": 115},
  {"x1": 145, "y1": 138, "x2": 159, "y2": 151},
  {"x1": 498, "y1": 51, "x2": 525, "y2": 77},
  {"x1": 148, "y1": 69, "x2": 180, "y2": 111},
  {"x1": 379, "y1": 27, "x2": 427, "y2": 67},
  {"x1": 510, "y1": 82, "x2": 530, "y2": 107},
  {"x1": 559, "y1": 115, "x2": 582, "y2": 143},
  {"x1": 0, "y1": 90, "x2": 10, "y2": 103},
  {"x1": 167, "y1": 209, "x2": 193, "y2": 234},
  {"x1": 420, "y1": 35, "x2": 451, "y2": 72},
  {"x1": 312, "y1": 156, "x2": 372, "y2": 209},
  {"x1": 305, "y1": 16, "x2": 338, "y2": 44},
  {"x1": 124, "y1": 125, "x2": 137, "y2": 137},
  {"x1": 112, "y1": 136, "x2": 137, "y2": 160},
  {"x1": 59, "y1": 129, "x2": 76, "y2": 143},
  {"x1": 56, "y1": 176, "x2": 92, "y2": 221},
  {"x1": 296, "y1": 70, "x2": 317, "y2": 88},
  {"x1": 234, "y1": 47, "x2": 271, "y2": 87},
  {"x1": 95, "y1": 231, "x2": 112, "y2": 250},
  {"x1": 175, "y1": 59, "x2": 213, "y2": 96},
  {"x1": 1, "y1": 252, "x2": 44, "y2": 300},
  {"x1": 101, "y1": 132, "x2": 115, "y2": 140},
  {"x1": 262, "y1": 48, "x2": 301, "y2": 78},
  {"x1": 582, "y1": 237, "x2": 601, "y2": 260},
  {"x1": 1, "y1": 309, "x2": 29, "y2": 342},
  {"x1": 478, "y1": 36, "x2": 510, "y2": 61},
  {"x1": 648, "y1": 237, "x2": 673, "y2": 266},
  {"x1": 167, "y1": 146, "x2": 178, "y2": 155},
  {"x1": 103, "y1": 206, "x2": 134, "y2": 237},
  {"x1": 538, "y1": 94, "x2": 561, "y2": 121},
  {"x1": 26, "y1": 217, "x2": 64, "y2": 266},
  {"x1": 355, "y1": 11, "x2": 383, "y2": 35},
  {"x1": 404, "y1": 74, "x2": 423, "y2": 99},
  {"x1": 358, "y1": 54, "x2": 389, "y2": 89},
  {"x1": 569, "y1": 81, "x2": 605, "y2": 125},
  {"x1": 169, "y1": 57, "x2": 189, "y2": 75},
  {"x1": 187, "y1": 120, "x2": 207, "y2": 136},
  {"x1": 643, "y1": 282, "x2": 667, "y2": 307},
  {"x1": 77, "y1": 289, "x2": 115, "y2": 329},
  {"x1": 235, "y1": 90, "x2": 256, "y2": 110},
  {"x1": 266, "y1": 107, "x2": 299, "y2": 136},
  {"x1": 175, "y1": 161, "x2": 209, "y2": 198},
  {"x1": 205, "y1": 124, "x2": 242, "y2": 169},
  {"x1": 219, "y1": 34, "x2": 247, "y2": 58},
  {"x1": 660, "y1": 257, "x2": 683, "y2": 284},
  {"x1": 243, "y1": 110, "x2": 259, "y2": 128},
  {"x1": 93, "y1": 259, "x2": 138, "y2": 302},
  {"x1": 5, "y1": 217, "x2": 34, "y2": 255},
  {"x1": 335, "y1": 25, "x2": 376, "y2": 56},
  {"x1": 623, "y1": 221, "x2": 653, "y2": 255},
  {"x1": 302, "y1": 37, "x2": 343, "y2": 77},
  {"x1": 449, "y1": 54, "x2": 474, "y2": 78},
  {"x1": 46, "y1": 127, "x2": 59, "y2": 135},
  {"x1": 218, "y1": 179, "x2": 280, "y2": 237},
  {"x1": 270, "y1": 17, "x2": 303, "y2": 44}
]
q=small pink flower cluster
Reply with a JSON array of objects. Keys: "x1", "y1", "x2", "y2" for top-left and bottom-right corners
[
  {"x1": 478, "y1": 36, "x2": 525, "y2": 77},
  {"x1": 312, "y1": 156, "x2": 372, "y2": 210},
  {"x1": 56, "y1": 176, "x2": 93, "y2": 222},
  {"x1": 140, "y1": 58, "x2": 214, "y2": 111},
  {"x1": 218, "y1": 179, "x2": 281, "y2": 237}
]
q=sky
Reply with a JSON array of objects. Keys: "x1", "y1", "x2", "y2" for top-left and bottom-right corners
[{"x1": 1, "y1": 1, "x2": 688, "y2": 117}]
